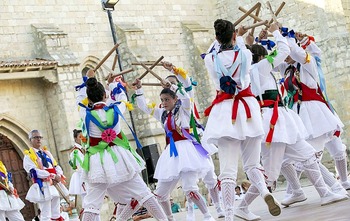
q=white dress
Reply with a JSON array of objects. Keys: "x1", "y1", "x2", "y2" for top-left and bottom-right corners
[
  {"x1": 135, "y1": 86, "x2": 213, "y2": 182},
  {"x1": 76, "y1": 82, "x2": 145, "y2": 184},
  {"x1": 277, "y1": 37, "x2": 344, "y2": 140},
  {"x1": 250, "y1": 30, "x2": 308, "y2": 144},
  {"x1": 202, "y1": 36, "x2": 264, "y2": 145},
  {"x1": 0, "y1": 181, "x2": 25, "y2": 211},
  {"x1": 68, "y1": 143, "x2": 86, "y2": 195}
]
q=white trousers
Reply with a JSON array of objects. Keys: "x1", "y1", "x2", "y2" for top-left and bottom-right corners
[
  {"x1": 0, "y1": 210, "x2": 24, "y2": 221},
  {"x1": 38, "y1": 197, "x2": 61, "y2": 221},
  {"x1": 325, "y1": 137, "x2": 347, "y2": 160},
  {"x1": 217, "y1": 137, "x2": 263, "y2": 181},
  {"x1": 155, "y1": 171, "x2": 199, "y2": 201},
  {"x1": 262, "y1": 140, "x2": 316, "y2": 181},
  {"x1": 84, "y1": 174, "x2": 153, "y2": 214}
]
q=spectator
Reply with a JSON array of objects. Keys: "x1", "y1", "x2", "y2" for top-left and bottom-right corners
[
  {"x1": 170, "y1": 198, "x2": 181, "y2": 213},
  {"x1": 235, "y1": 186, "x2": 243, "y2": 200}
]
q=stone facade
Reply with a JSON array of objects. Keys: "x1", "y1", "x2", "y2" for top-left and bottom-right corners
[{"x1": 0, "y1": 0, "x2": 350, "y2": 219}]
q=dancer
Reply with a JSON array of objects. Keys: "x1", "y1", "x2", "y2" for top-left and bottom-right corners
[
  {"x1": 76, "y1": 71, "x2": 167, "y2": 221},
  {"x1": 162, "y1": 61, "x2": 225, "y2": 220},
  {"x1": 132, "y1": 76, "x2": 216, "y2": 221},
  {"x1": 202, "y1": 19, "x2": 281, "y2": 221},
  {"x1": 68, "y1": 129, "x2": 87, "y2": 208},
  {"x1": 278, "y1": 28, "x2": 348, "y2": 204},
  {"x1": 23, "y1": 129, "x2": 69, "y2": 221},
  {"x1": 0, "y1": 161, "x2": 25, "y2": 221}
]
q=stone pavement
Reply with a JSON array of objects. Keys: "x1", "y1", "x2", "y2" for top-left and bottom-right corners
[{"x1": 147, "y1": 185, "x2": 350, "y2": 221}]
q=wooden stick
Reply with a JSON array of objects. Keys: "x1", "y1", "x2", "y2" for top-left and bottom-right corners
[
  {"x1": 139, "y1": 63, "x2": 163, "y2": 82},
  {"x1": 132, "y1": 62, "x2": 164, "y2": 66},
  {"x1": 250, "y1": 4, "x2": 261, "y2": 35},
  {"x1": 243, "y1": 20, "x2": 268, "y2": 30},
  {"x1": 238, "y1": 6, "x2": 264, "y2": 24},
  {"x1": 94, "y1": 43, "x2": 119, "y2": 71},
  {"x1": 112, "y1": 54, "x2": 118, "y2": 71},
  {"x1": 138, "y1": 56, "x2": 164, "y2": 80},
  {"x1": 266, "y1": 1, "x2": 278, "y2": 23},
  {"x1": 267, "y1": 1, "x2": 285, "y2": 25},
  {"x1": 234, "y1": 2, "x2": 261, "y2": 26},
  {"x1": 142, "y1": 83, "x2": 162, "y2": 86}
]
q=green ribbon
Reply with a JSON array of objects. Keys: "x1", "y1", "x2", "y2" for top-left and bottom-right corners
[
  {"x1": 284, "y1": 90, "x2": 296, "y2": 109},
  {"x1": 72, "y1": 149, "x2": 83, "y2": 170},
  {"x1": 189, "y1": 112, "x2": 201, "y2": 143},
  {"x1": 176, "y1": 82, "x2": 185, "y2": 95},
  {"x1": 82, "y1": 131, "x2": 142, "y2": 171},
  {"x1": 265, "y1": 50, "x2": 278, "y2": 68}
]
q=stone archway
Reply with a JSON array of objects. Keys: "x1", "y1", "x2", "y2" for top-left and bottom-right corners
[
  {"x1": 0, "y1": 133, "x2": 35, "y2": 220},
  {"x1": 0, "y1": 115, "x2": 35, "y2": 220}
]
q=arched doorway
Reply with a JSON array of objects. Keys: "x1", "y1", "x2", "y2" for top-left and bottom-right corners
[{"x1": 0, "y1": 133, "x2": 35, "y2": 220}]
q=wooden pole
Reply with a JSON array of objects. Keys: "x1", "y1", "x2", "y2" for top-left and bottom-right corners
[
  {"x1": 238, "y1": 7, "x2": 268, "y2": 25},
  {"x1": 234, "y1": 2, "x2": 261, "y2": 26},
  {"x1": 142, "y1": 83, "x2": 162, "y2": 86},
  {"x1": 250, "y1": 3, "x2": 261, "y2": 35},
  {"x1": 243, "y1": 20, "x2": 269, "y2": 30},
  {"x1": 111, "y1": 54, "x2": 118, "y2": 71},
  {"x1": 266, "y1": 1, "x2": 278, "y2": 23},
  {"x1": 105, "y1": 67, "x2": 134, "y2": 80},
  {"x1": 94, "y1": 43, "x2": 119, "y2": 71},
  {"x1": 267, "y1": 2, "x2": 286, "y2": 25},
  {"x1": 138, "y1": 56, "x2": 164, "y2": 80},
  {"x1": 139, "y1": 63, "x2": 163, "y2": 82},
  {"x1": 131, "y1": 62, "x2": 164, "y2": 66}
]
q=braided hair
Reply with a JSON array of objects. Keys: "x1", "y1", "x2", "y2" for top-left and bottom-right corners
[
  {"x1": 86, "y1": 78, "x2": 105, "y2": 103},
  {"x1": 214, "y1": 19, "x2": 235, "y2": 50}
]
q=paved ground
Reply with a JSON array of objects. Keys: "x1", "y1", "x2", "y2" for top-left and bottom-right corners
[{"x1": 147, "y1": 185, "x2": 350, "y2": 221}]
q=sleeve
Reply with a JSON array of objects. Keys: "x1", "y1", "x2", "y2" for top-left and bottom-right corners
[
  {"x1": 236, "y1": 36, "x2": 247, "y2": 50},
  {"x1": 287, "y1": 37, "x2": 318, "y2": 77},
  {"x1": 23, "y1": 156, "x2": 50, "y2": 179},
  {"x1": 108, "y1": 82, "x2": 128, "y2": 114},
  {"x1": 54, "y1": 165, "x2": 64, "y2": 176},
  {"x1": 270, "y1": 30, "x2": 291, "y2": 68},
  {"x1": 204, "y1": 54, "x2": 221, "y2": 91},
  {"x1": 76, "y1": 86, "x2": 87, "y2": 120},
  {"x1": 135, "y1": 88, "x2": 164, "y2": 122},
  {"x1": 305, "y1": 41, "x2": 322, "y2": 58}
]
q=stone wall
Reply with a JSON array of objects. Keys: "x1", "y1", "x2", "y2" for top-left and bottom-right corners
[{"x1": 1, "y1": 0, "x2": 350, "y2": 219}]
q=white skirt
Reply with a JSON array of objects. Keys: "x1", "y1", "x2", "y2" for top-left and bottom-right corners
[
  {"x1": 26, "y1": 182, "x2": 68, "y2": 203},
  {"x1": 82, "y1": 145, "x2": 145, "y2": 184},
  {"x1": 154, "y1": 140, "x2": 213, "y2": 182},
  {"x1": 0, "y1": 190, "x2": 25, "y2": 211},
  {"x1": 292, "y1": 100, "x2": 343, "y2": 139},
  {"x1": 69, "y1": 170, "x2": 86, "y2": 195},
  {"x1": 261, "y1": 106, "x2": 309, "y2": 144},
  {"x1": 203, "y1": 97, "x2": 264, "y2": 145}
]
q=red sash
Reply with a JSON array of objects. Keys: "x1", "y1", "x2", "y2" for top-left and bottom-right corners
[
  {"x1": 165, "y1": 129, "x2": 190, "y2": 145},
  {"x1": 204, "y1": 86, "x2": 255, "y2": 123},
  {"x1": 259, "y1": 97, "x2": 280, "y2": 145}
]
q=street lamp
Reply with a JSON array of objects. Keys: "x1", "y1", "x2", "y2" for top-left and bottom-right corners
[
  {"x1": 101, "y1": 0, "x2": 120, "y2": 11},
  {"x1": 100, "y1": 0, "x2": 149, "y2": 184}
]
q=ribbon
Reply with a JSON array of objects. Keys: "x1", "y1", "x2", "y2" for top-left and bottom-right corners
[
  {"x1": 75, "y1": 76, "x2": 88, "y2": 91},
  {"x1": 265, "y1": 50, "x2": 278, "y2": 68},
  {"x1": 110, "y1": 83, "x2": 126, "y2": 101},
  {"x1": 181, "y1": 128, "x2": 209, "y2": 158},
  {"x1": 185, "y1": 77, "x2": 198, "y2": 92},
  {"x1": 314, "y1": 56, "x2": 335, "y2": 113},
  {"x1": 30, "y1": 169, "x2": 44, "y2": 195},
  {"x1": 72, "y1": 150, "x2": 83, "y2": 170},
  {"x1": 255, "y1": 37, "x2": 276, "y2": 51},
  {"x1": 166, "y1": 131, "x2": 179, "y2": 157},
  {"x1": 280, "y1": 27, "x2": 295, "y2": 38}
]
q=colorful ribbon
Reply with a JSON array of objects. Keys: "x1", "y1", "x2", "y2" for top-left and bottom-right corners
[{"x1": 75, "y1": 76, "x2": 88, "y2": 91}]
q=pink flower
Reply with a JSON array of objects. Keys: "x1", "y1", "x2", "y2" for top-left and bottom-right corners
[{"x1": 101, "y1": 128, "x2": 117, "y2": 143}]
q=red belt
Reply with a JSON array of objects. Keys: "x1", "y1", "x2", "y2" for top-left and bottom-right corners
[
  {"x1": 204, "y1": 86, "x2": 255, "y2": 123},
  {"x1": 89, "y1": 133, "x2": 123, "y2": 146},
  {"x1": 259, "y1": 97, "x2": 280, "y2": 145},
  {"x1": 165, "y1": 129, "x2": 189, "y2": 145}
]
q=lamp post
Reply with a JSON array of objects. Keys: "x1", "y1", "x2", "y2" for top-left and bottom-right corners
[{"x1": 101, "y1": 0, "x2": 149, "y2": 184}]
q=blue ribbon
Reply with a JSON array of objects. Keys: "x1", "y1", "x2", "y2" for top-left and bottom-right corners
[
  {"x1": 314, "y1": 56, "x2": 335, "y2": 113},
  {"x1": 30, "y1": 169, "x2": 44, "y2": 195},
  {"x1": 79, "y1": 102, "x2": 143, "y2": 149},
  {"x1": 111, "y1": 83, "x2": 126, "y2": 100},
  {"x1": 166, "y1": 131, "x2": 179, "y2": 157},
  {"x1": 75, "y1": 76, "x2": 88, "y2": 91},
  {"x1": 281, "y1": 27, "x2": 295, "y2": 38},
  {"x1": 258, "y1": 38, "x2": 276, "y2": 51}
]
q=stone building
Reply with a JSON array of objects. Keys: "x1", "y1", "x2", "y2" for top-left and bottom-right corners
[{"x1": 0, "y1": 0, "x2": 349, "y2": 220}]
